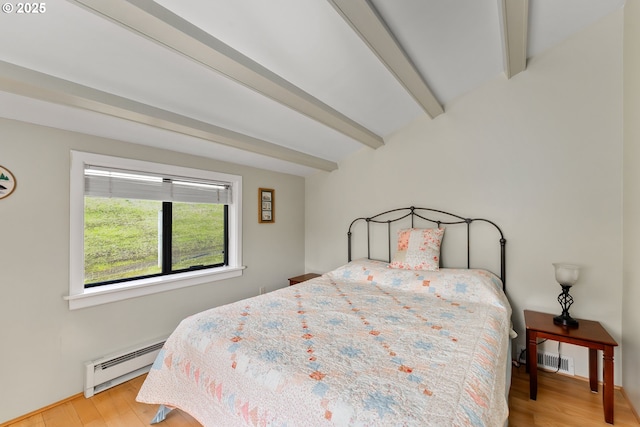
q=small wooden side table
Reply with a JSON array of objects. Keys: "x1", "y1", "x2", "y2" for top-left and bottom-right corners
[
  {"x1": 524, "y1": 309, "x2": 618, "y2": 424},
  {"x1": 288, "y1": 273, "x2": 321, "y2": 286}
]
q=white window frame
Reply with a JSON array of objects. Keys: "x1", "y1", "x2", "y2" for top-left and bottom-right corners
[{"x1": 66, "y1": 151, "x2": 244, "y2": 310}]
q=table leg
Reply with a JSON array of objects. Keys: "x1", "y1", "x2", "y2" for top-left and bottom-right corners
[
  {"x1": 528, "y1": 331, "x2": 538, "y2": 400},
  {"x1": 589, "y1": 348, "x2": 598, "y2": 392},
  {"x1": 603, "y1": 346, "x2": 614, "y2": 424}
]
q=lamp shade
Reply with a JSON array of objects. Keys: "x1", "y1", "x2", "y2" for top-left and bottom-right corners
[{"x1": 553, "y1": 263, "x2": 580, "y2": 286}]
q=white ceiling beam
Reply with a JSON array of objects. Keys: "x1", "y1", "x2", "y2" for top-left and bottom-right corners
[
  {"x1": 328, "y1": 0, "x2": 444, "y2": 119},
  {"x1": 67, "y1": 0, "x2": 384, "y2": 151},
  {"x1": 0, "y1": 61, "x2": 338, "y2": 172},
  {"x1": 499, "y1": 0, "x2": 529, "y2": 78}
]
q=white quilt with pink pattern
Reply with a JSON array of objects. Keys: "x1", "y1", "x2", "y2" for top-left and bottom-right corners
[{"x1": 137, "y1": 258, "x2": 511, "y2": 426}]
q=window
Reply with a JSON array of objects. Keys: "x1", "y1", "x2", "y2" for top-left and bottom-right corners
[{"x1": 67, "y1": 151, "x2": 243, "y2": 309}]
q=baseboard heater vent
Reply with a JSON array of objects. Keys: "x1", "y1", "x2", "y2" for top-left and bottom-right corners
[
  {"x1": 84, "y1": 337, "x2": 167, "y2": 398},
  {"x1": 517, "y1": 346, "x2": 575, "y2": 376}
]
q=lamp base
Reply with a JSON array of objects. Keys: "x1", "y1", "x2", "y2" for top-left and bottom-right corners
[{"x1": 553, "y1": 314, "x2": 579, "y2": 328}]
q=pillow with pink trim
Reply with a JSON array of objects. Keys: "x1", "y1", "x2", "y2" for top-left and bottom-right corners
[{"x1": 388, "y1": 228, "x2": 444, "y2": 271}]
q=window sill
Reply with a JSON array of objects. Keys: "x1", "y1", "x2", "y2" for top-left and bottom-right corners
[{"x1": 64, "y1": 266, "x2": 246, "y2": 310}]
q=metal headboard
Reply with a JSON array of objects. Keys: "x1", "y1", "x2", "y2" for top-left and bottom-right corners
[{"x1": 347, "y1": 206, "x2": 507, "y2": 290}]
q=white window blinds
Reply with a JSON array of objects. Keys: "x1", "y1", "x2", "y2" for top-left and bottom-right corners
[{"x1": 84, "y1": 165, "x2": 232, "y2": 204}]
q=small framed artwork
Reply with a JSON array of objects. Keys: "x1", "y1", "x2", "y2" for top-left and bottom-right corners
[
  {"x1": 0, "y1": 165, "x2": 17, "y2": 200},
  {"x1": 258, "y1": 188, "x2": 275, "y2": 223}
]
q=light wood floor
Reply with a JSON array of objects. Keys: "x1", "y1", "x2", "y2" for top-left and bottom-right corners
[
  {"x1": 3, "y1": 366, "x2": 639, "y2": 427},
  {"x1": 1, "y1": 375, "x2": 200, "y2": 427},
  {"x1": 509, "y1": 365, "x2": 639, "y2": 426}
]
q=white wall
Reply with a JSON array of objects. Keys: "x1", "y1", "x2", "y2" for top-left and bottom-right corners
[
  {"x1": 306, "y1": 10, "x2": 624, "y2": 384},
  {"x1": 0, "y1": 119, "x2": 305, "y2": 423},
  {"x1": 623, "y1": 0, "x2": 640, "y2": 415}
]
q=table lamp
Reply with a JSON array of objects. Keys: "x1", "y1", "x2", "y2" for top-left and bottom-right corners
[{"x1": 552, "y1": 263, "x2": 580, "y2": 327}]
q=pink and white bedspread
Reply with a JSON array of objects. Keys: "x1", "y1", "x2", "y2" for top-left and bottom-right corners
[{"x1": 137, "y1": 258, "x2": 512, "y2": 426}]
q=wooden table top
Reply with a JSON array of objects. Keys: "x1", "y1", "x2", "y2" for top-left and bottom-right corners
[
  {"x1": 524, "y1": 310, "x2": 618, "y2": 346},
  {"x1": 288, "y1": 273, "x2": 321, "y2": 282}
]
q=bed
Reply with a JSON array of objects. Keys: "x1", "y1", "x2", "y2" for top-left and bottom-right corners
[{"x1": 137, "y1": 207, "x2": 512, "y2": 426}]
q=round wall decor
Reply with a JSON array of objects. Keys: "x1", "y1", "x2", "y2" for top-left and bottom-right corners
[{"x1": 0, "y1": 165, "x2": 16, "y2": 199}]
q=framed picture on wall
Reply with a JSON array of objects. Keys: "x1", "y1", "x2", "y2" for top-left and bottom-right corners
[{"x1": 258, "y1": 188, "x2": 275, "y2": 223}]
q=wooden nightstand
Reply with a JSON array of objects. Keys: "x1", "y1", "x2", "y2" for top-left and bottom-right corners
[
  {"x1": 524, "y1": 309, "x2": 618, "y2": 424},
  {"x1": 288, "y1": 273, "x2": 321, "y2": 286}
]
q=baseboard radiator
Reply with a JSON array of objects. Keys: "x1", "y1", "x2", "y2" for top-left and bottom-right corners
[{"x1": 84, "y1": 337, "x2": 167, "y2": 398}]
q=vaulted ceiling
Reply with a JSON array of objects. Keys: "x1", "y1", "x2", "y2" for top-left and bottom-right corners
[{"x1": 0, "y1": 0, "x2": 624, "y2": 176}]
